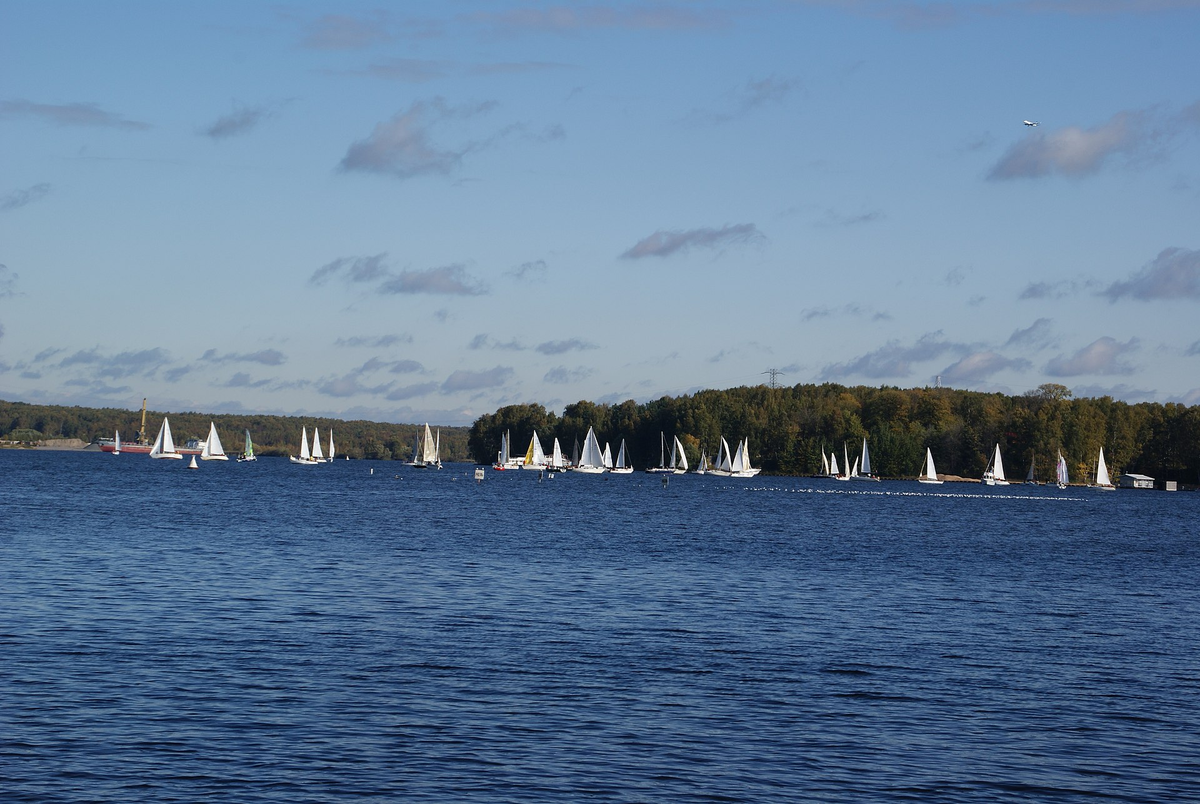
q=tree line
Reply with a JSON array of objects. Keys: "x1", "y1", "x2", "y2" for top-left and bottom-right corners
[
  {"x1": 0, "y1": 399, "x2": 470, "y2": 461},
  {"x1": 467, "y1": 383, "x2": 1200, "y2": 483}
]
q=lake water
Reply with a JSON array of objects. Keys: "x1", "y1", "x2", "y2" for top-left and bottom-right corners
[{"x1": 3, "y1": 449, "x2": 1199, "y2": 802}]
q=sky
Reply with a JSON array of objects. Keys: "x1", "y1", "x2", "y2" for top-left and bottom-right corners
[{"x1": 2, "y1": 1, "x2": 1199, "y2": 426}]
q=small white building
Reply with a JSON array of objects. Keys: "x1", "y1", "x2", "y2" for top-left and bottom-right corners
[{"x1": 1119, "y1": 473, "x2": 1154, "y2": 490}]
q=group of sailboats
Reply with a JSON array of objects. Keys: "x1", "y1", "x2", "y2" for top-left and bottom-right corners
[
  {"x1": 505, "y1": 428, "x2": 757, "y2": 476},
  {"x1": 821, "y1": 438, "x2": 879, "y2": 481},
  {"x1": 291, "y1": 426, "x2": 336, "y2": 465},
  {"x1": 130, "y1": 417, "x2": 254, "y2": 463},
  {"x1": 646, "y1": 433, "x2": 689, "y2": 474}
]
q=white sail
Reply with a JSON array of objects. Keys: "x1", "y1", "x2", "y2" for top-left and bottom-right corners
[
  {"x1": 201, "y1": 421, "x2": 228, "y2": 460},
  {"x1": 821, "y1": 450, "x2": 829, "y2": 476},
  {"x1": 149, "y1": 417, "x2": 182, "y2": 459},
  {"x1": 672, "y1": 435, "x2": 688, "y2": 472},
  {"x1": 860, "y1": 438, "x2": 871, "y2": 475},
  {"x1": 114, "y1": 430, "x2": 121, "y2": 455},
  {"x1": 422, "y1": 424, "x2": 437, "y2": 466},
  {"x1": 576, "y1": 426, "x2": 606, "y2": 472},
  {"x1": 523, "y1": 431, "x2": 546, "y2": 469},
  {"x1": 729, "y1": 438, "x2": 760, "y2": 477},
  {"x1": 613, "y1": 439, "x2": 632, "y2": 472},
  {"x1": 328, "y1": 430, "x2": 335, "y2": 462},
  {"x1": 290, "y1": 427, "x2": 317, "y2": 464},
  {"x1": 993, "y1": 444, "x2": 1007, "y2": 483},
  {"x1": 550, "y1": 438, "x2": 565, "y2": 469},
  {"x1": 1094, "y1": 447, "x2": 1114, "y2": 489},
  {"x1": 919, "y1": 447, "x2": 942, "y2": 483},
  {"x1": 830, "y1": 453, "x2": 840, "y2": 477},
  {"x1": 1056, "y1": 450, "x2": 1069, "y2": 487},
  {"x1": 851, "y1": 457, "x2": 859, "y2": 477},
  {"x1": 603, "y1": 442, "x2": 613, "y2": 469},
  {"x1": 694, "y1": 450, "x2": 709, "y2": 474},
  {"x1": 311, "y1": 428, "x2": 325, "y2": 461}
]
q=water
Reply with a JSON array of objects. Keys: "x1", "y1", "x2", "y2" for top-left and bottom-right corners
[{"x1": 3, "y1": 450, "x2": 1199, "y2": 802}]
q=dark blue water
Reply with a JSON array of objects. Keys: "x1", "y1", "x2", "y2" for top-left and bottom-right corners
[{"x1": 3, "y1": 450, "x2": 1199, "y2": 802}]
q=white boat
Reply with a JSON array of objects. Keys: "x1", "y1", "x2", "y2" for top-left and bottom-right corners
[
  {"x1": 493, "y1": 431, "x2": 510, "y2": 470},
  {"x1": 611, "y1": 438, "x2": 633, "y2": 474},
  {"x1": 113, "y1": 430, "x2": 121, "y2": 455},
  {"x1": 549, "y1": 438, "x2": 567, "y2": 471},
  {"x1": 602, "y1": 442, "x2": 614, "y2": 470},
  {"x1": 729, "y1": 437, "x2": 760, "y2": 477},
  {"x1": 1091, "y1": 447, "x2": 1115, "y2": 491},
  {"x1": 918, "y1": 447, "x2": 942, "y2": 484},
  {"x1": 1056, "y1": 450, "x2": 1069, "y2": 489},
  {"x1": 327, "y1": 430, "x2": 336, "y2": 463},
  {"x1": 833, "y1": 443, "x2": 850, "y2": 481},
  {"x1": 671, "y1": 435, "x2": 689, "y2": 474},
  {"x1": 708, "y1": 437, "x2": 733, "y2": 476},
  {"x1": 290, "y1": 427, "x2": 319, "y2": 465},
  {"x1": 200, "y1": 422, "x2": 229, "y2": 461},
  {"x1": 693, "y1": 447, "x2": 709, "y2": 475},
  {"x1": 850, "y1": 437, "x2": 880, "y2": 481},
  {"x1": 981, "y1": 443, "x2": 1009, "y2": 486},
  {"x1": 148, "y1": 417, "x2": 183, "y2": 460},
  {"x1": 645, "y1": 432, "x2": 675, "y2": 474},
  {"x1": 829, "y1": 451, "x2": 842, "y2": 480},
  {"x1": 575, "y1": 426, "x2": 606, "y2": 473},
  {"x1": 311, "y1": 428, "x2": 325, "y2": 462},
  {"x1": 238, "y1": 430, "x2": 257, "y2": 462},
  {"x1": 412, "y1": 423, "x2": 441, "y2": 469},
  {"x1": 522, "y1": 431, "x2": 547, "y2": 470}
]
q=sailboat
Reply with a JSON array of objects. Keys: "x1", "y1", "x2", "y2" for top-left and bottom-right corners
[
  {"x1": 148, "y1": 417, "x2": 183, "y2": 459},
  {"x1": 729, "y1": 437, "x2": 761, "y2": 478},
  {"x1": 646, "y1": 432, "x2": 675, "y2": 474},
  {"x1": 327, "y1": 430, "x2": 335, "y2": 463},
  {"x1": 602, "y1": 442, "x2": 614, "y2": 470},
  {"x1": 290, "y1": 427, "x2": 319, "y2": 464},
  {"x1": 494, "y1": 431, "x2": 510, "y2": 470},
  {"x1": 575, "y1": 426, "x2": 606, "y2": 473},
  {"x1": 311, "y1": 428, "x2": 325, "y2": 462},
  {"x1": 981, "y1": 444, "x2": 1009, "y2": 486},
  {"x1": 1024, "y1": 454, "x2": 1036, "y2": 485},
  {"x1": 522, "y1": 431, "x2": 547, "y2": 470},
  {"x1": 833, "y1": 443, "x2": 851, "y2": 481},
  {"x1": 850, "y1": 437, "x2": 880, "y2": 481},
  {"x1": 693, "y1": 447, "x2": 709, "y2": 475},
  {"x1": 1090, "y1": 447, "x2": 1116, "y2": 491},
  {"x1": 412, "y1": 423, "x2": 441, "y2": 469},
  {"x1": 113, "y1": 430, "x2": 121, "y2": 455},
  {"x1": 200, "y1": 422, "x2": 229, "y2": 461},
  {"x1": 918, "y1": 447, "x2": 942, "y2": 484},
  {"x1": 820, "y1": 450, "x2": 829, "y2": 477},
  {"x1": 1056, "y1": 450, "x2": 1069, "y2": 489},
  {"x1": 671, "y1": 435, "x2": 689, "y2": 474},
  {"x1": 611, "y1": 439, "x2": 633, "y2": 474},
  {"x1": 571, "y1": 437, "x2": 580, "y2": 469},
  {"x1": 549, "y1": 438, "x2": 567, "y2": 472},
  {"x1": 829, "y1": 451, "x2": 842, "y2": 480},
  {"x1": 238, "y1": 430, "x2": 256, "y2": 462}
]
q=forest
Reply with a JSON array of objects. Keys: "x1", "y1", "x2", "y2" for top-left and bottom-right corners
[
  {"x1": 467, "y1": 383, "x2": 1200, "y2": 484},
  {"x1": 0, "y1": 399, "x2": 470, "y2": 462}
]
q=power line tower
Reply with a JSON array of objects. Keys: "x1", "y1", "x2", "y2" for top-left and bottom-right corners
[{"x1": 762, "y1": 368, "x2": 784, "y2": 389}]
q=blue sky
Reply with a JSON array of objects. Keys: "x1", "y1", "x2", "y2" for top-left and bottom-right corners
[{"x1": 2, "y1": 1, "x2": 1199, "y2": 426}]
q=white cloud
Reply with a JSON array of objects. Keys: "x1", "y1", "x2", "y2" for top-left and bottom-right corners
[
  {"x1": 1045, "y1": 337, "x2": 1139, "y2": 376},
  {"x1": 1102, "y1": 247, "x2": 1200, "y2": 301}
]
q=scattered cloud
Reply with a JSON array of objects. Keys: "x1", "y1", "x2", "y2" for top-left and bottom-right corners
[
  {"x1": 1018, "y1": 278, "x2": 1098, "y2": 300},
  {"x1": 355, "y1": 57, "x2": 569, "y2": 83},
  {"x1": 507, "y1": 259, "x2": 549, "y2": 282},
  {"x1": 223, "y1": 372, "x2": 273, "y2": 389},
  {"x1": 939, "y1": 351, "x2": 1032, "y2": 384},
  {"x1": 0, "y1": 264, "x2": 17, "y2": 297},
  {"x1": 467, "y1": 5, "x2": 731, "y2": 35},
  {"x1": 816, "y1": 208, "x2": 884, "y2": 227},
  {"x1": 800, "y1": 303, "x2": 891, "y2": 322},
  {"x1": 201, "y1": 104, "x2": 273, "y2": 139},
  {"x1": 1005, "y1": 318, "x2": 1055, "y2": 350},
  {"x1": 620, "y1": 223, "x2": 764, "y2": 259},
  {"x1": 544, "y1": 366, "x2": 594, "y2": 384},
  {"x1": 301, "y1": 12, "x2": 396, "y2": 50},
  {"x1": 1101, "y1": 247, "x2": 1200, "y2": 301},
  {"x1": 690, "y1": 75, "x2": 802, "y2": 124},
  {"x1": 1, "y1": 184, "x2": 50, "y2": 212},
  {"x1": 536, "y1": 338, "x2": 597, "y2": 355},
  {"x1": 316, "y1": 372, "x2": 393, "y2": 398},
  {"x1": 0, "y1": 100, "x2": 151, "y2": 130},
  {"x1": 338, "y1": 97, "x2": 497, "y2": 180},
  {"x1": 200, "y1": 348, "x2": 287, "y2": 366},
  {"x1": 1186, "y1": 340, "x2": 1200, "y2": 357},
  {"x1": 469, "y1": 334, "x2": 526, "y2": 351},
  {"x1": 386, "y1": 382, "x2": 440, "y2": 400},
  {"x1": 989, "y1": 103, "x2": 1200, "y2": 180},
  {"x1": 56, "y1": 347, "x2": 173, "y2": 379},
  {"x1": 379, "y1": 264, "x2": 488, "y2": 296},
  {"x1": 310, "y1": 253, "x2": 390, "y2": 285},
  {"x1": 1045, "y1": 336, "x2": 1139, "y2": 376},
  {"x1": 441, "y1": 366, "x2": 513, "y2": 392},
  {"x1": 822, "y1": 332, "x2": 968, "y2": 380},
  {"x1": 334, "y1": 334, "x2": 412, "y2": 348},
  {"x1": 817, "y1": 0, "x2": 1200, "y2": 31}
]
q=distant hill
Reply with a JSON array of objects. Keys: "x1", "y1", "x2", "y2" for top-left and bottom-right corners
[
  {"x1": 0, "y1": 399, "x2": 469, "y2": 461},
  {"x1": 468, "y1": 383, "x2": 1200, "y2": 483}
]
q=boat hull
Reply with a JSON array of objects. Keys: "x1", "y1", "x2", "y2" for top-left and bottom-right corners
[{"x1": 99, "y1": 442, "x2": 201, "y2": 456}]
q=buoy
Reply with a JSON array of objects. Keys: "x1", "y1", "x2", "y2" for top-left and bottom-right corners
[{"x1": 188, "y1": 456, "x2": 198, "y2": 469}]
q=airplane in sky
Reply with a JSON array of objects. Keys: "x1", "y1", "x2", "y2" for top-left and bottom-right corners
[{"x1": 1023, "y1": 120, "x2": 1039, "y2": 127}]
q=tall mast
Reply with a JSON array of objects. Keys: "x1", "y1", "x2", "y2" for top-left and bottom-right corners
[{"x1": 138, "y1": 398, "x2": 148, "y2": 444}]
